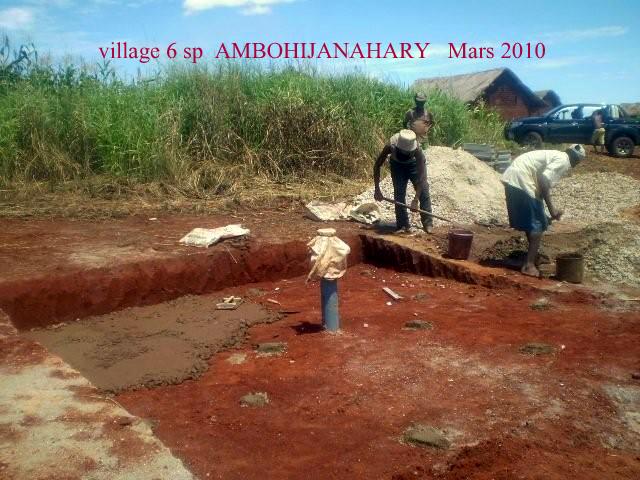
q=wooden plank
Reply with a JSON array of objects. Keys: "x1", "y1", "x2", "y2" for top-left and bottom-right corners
[{"x1": 382, "y1": 287, "x2": 403, "y2": 301}]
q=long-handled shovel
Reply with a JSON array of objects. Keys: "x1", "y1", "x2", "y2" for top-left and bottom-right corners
[
  {"x1": 381, "y1": 196, "x2": 455, "y2": 224},
  {"x1": 382, "y1": 196, "x2": 474, "y2": 259}
]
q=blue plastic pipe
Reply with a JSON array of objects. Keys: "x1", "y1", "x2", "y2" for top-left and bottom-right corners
[{"x1": 320, "y1": 278, "x2": 339, "y2": 332}]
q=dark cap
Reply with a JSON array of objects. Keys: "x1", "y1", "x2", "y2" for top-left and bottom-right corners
[{"x1": 414, "y1": 92, "x2": 427, "y2": 102}]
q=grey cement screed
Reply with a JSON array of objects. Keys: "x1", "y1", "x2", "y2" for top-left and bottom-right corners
[{"x1": 0, "y1": 350, "x2": 194, "y2": 479}]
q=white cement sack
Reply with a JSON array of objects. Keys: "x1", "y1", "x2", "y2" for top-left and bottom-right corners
[
  {"x1": 349, "y1": 202, "x2": 381, "y2": 225},
  {"x1": 307, "y1": 230, "x2": 351, "y2": 281},
  {"x1": 180, "y1": 224, "x2": 250, "y2": 248},
  {"x1": 304, "y1": 201, "x2": 351, "y2": 222}
]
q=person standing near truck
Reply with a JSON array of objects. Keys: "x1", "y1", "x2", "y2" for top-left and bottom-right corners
[
  {"x1": 373, "y1": 129, "x2": 434, "y2": 234},
  {"x1": 591, "y1": 109, "x2": 606, "y2": 153},
  {"x1": 501, "y1": 145, "x2": 586, "y2": 278}
]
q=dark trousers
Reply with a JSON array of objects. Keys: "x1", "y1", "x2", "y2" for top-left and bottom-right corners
[{"x1": 390, "y1": 159, "x2": 433, "y2": 229}]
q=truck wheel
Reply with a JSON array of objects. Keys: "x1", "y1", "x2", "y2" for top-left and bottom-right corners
[
  {"x1": 610, "y1": 136, "x2": 635, "y2": 158},
  {"x1": 522, "y1": 131, "x2": 543, "y2": 149}
]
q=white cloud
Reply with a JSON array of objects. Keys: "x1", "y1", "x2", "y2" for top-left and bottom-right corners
[
  {"x1": 542, "y1": 25, "x2": 628, "y2": 43},
  {"x1": 184, "y1": 0, "x2": 295, "y2": 15},
  {"x1": 240, "y1": 4, "x2": 270, "y2": 15},
  {"x1": 24, "y1": 0, "x2": 73, "y2": 7},
  {"x1": 426, "y1": 44, "x2": 451, "y2": 57},
  {"x1": 523, "y1": 57, "x2": 583, "y2": 70},
  {"x1": 0, "y1": 7, "x2": 35, "y2": 30},
  {"x1": 523, "y1": 55, "x2": 612, "y2": 70}
]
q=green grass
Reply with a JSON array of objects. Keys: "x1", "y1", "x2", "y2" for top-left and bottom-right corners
[{"x1": 0, "y1": 59, "x2": 508, "y2": 200}]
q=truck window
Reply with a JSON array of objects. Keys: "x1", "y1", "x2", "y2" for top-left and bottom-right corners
[
  {"x1": 552, "y1": 107, "x2": 574, "y2": 120},
  {"x1": 581, "y1": 106, "x2": 600, "y2": 118},
  {"x1": 608, "y1": 105, "x2": 621, "y2": 119}
]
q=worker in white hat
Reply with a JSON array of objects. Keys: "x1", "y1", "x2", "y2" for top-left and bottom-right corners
[
  {"x1": 501, "y1": 144, "x2": 586, "y2": 278},
  {"x1": 373, "y1": 129, "x2": 433, "y2": 234}
]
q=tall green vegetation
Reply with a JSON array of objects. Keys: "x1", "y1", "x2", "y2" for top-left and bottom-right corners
[{"x1": 0, "y1": 37, "x2": 507, "y2": 197}]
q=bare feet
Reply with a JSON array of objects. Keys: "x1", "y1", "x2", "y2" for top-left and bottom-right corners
[
  {"x1": 534, "y1": 253, "x2": 550, "y2": 267},
  {"x1": 521, "y1": 264, "x2": 541, "y2": 278}
]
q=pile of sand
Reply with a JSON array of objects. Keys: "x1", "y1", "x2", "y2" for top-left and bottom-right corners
[{"x1": 356, "y1": 146, "x2": 508, "y2": 226}]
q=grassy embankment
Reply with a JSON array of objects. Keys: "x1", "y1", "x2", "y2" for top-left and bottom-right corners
[{"x1": 0, "y1": 43, "x2": 507, "y2": 216}]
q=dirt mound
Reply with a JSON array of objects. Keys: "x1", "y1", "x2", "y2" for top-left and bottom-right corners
[
  {"x1": 440, "y1": 437, "x2": 528, "y2": 479},
  {"x1": 356, "y1": 146, "x2": 508, "y2": 226}
]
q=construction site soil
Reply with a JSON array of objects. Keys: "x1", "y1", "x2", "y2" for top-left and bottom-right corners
[
  {"x1": 575, "y1": 151, "x2": 640, "y2": 181},
  {"x1": 24, "y1": 299, "x2": 277, "y2": 393},
  {"x1": 116, "y1": 264, "x2": 640, "y2": 480},
  {"x1": 1, "y1": 209, "x2": 639, "y2": 479}
]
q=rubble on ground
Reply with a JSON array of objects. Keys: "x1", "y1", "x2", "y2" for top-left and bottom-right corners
[
  {"x1": 554, "y1": 172, "x2": 640, "y2": 226},
  {"x1": 481, "y1": 222, "x2": 640, "y2": 288},
  {"x1": 579, "y1": 222, "x2": 640, "y2": 288}
]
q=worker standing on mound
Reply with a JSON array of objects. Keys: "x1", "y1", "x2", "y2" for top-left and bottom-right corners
[
  {"x1": 404, "y1": 92, "x2": 434, "y2": 143},
  {"x1": 373, "y1": 129, "x2": 433, "y2": 234},
  {"x1": 405, "y1": 92, "x2": 434, "y2": 217},
  {"x1": 501, "y1": 145, "x2": 586, "y2": 278}
]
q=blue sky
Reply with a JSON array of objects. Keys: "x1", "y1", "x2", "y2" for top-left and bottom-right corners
[{"x1": 1, "y1": 0, "x2": 639, "y2": 103}]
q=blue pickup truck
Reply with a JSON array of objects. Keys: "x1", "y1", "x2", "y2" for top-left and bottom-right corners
[{"x1": 504, "y1": 103, "x2": 640, "y2": 158}]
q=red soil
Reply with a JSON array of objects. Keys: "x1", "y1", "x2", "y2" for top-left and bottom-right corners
[
  {"x1": 3, "y1": 210, "x2": 639, "y2": 478},
  {"x1": 0, "y1": 211, "x2": 364, "y2": 329},
  {"x1": 117, "y1": 265, "x2": 640, "y2": 480},
  {"x1": 0, "y1": 210, "x2": 363, "y2": 283}
]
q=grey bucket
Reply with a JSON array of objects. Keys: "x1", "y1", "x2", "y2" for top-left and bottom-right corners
[{"x1": 556, "y1": 253, "x2": 584, "y2": 284}]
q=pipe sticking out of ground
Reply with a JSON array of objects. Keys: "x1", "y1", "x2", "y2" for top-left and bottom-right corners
[{"x1": 321, "y1": 278, "x2": 340, "y2": 331}]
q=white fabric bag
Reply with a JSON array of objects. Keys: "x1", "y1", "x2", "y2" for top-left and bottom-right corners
[
  {"x1": 180, "y1": 224, "x2": 250, "y2": 248},
  {"x1": 307, "y1": 228, "x2": 351, "y2": 281},
  {"x1": 304, "y1": 201, "x2": 351, "y2": 222}
]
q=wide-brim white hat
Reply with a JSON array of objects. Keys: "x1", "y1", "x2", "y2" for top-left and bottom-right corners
[{"x1": 397, "y1": 129, "x2": 418, "y2": 152}]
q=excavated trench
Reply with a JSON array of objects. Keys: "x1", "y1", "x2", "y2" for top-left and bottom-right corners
[
  {"x1": 1, "y1": 236, "x2": 360, "y2": 331},
  {"x1": 0, "y1": 234, "x2": 541, "y2": 332},
  {"x1": 6, "y1": 232, "x2": 635, "y2": 480},
  {"x1": 3, "y1": 233, "x2": 538, "y2": 393}
]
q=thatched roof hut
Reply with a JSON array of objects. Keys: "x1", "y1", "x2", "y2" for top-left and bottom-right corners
[
  {"x1": 535, "y1": 90, "x2": 562, "y2": 109},
  {"x1": 413, "y1": 68, "x2": 547, "y2": 120}
]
